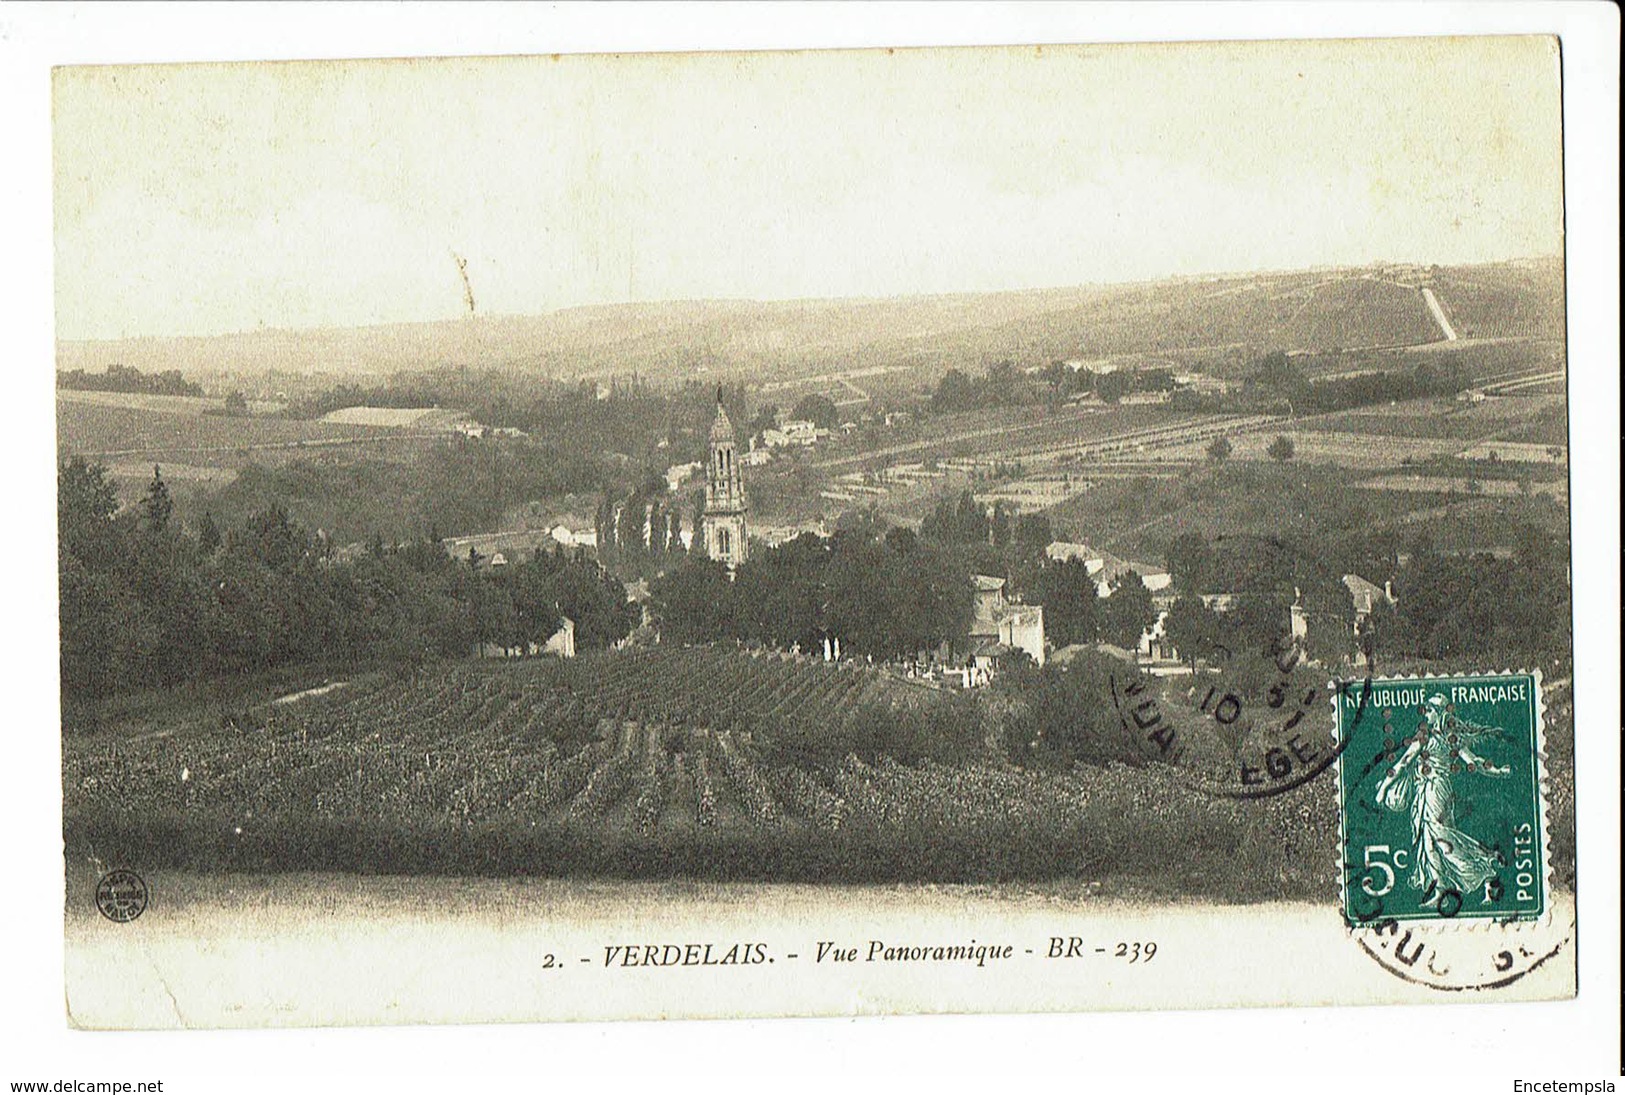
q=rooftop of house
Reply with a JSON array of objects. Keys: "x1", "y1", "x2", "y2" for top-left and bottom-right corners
[
  {"x1": 1342, "y1": 573, "x2": 1394, "y2": 612},
  {"x1": 1044, "y1": 540, "x2": 1168, "y2": 583}
]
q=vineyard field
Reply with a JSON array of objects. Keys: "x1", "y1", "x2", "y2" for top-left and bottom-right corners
[
  {"x1": 1426, "y1": 262, "x2": 1566, "y2": 341},
  {"x1": 1295, "y1": 395, "x2": 1565, "y2": 441},
  {"x1": 1268, "y1": 277, "x2": 1440, "y2": 350},
  {"x1": 57, "y1": 396, "x2": 401, "y2": 460},
  {"x1": 63, "y1": 645, "x2": 1338, "y2": 895}
]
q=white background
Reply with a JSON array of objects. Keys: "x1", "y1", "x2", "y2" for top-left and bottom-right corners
[{"x1": 2, "y1": 3, "x2": 1618, "y2": 1090}]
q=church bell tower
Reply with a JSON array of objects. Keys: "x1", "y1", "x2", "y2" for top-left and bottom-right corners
[{"x1": 702, "y1": 389, "x2": 748, "y2": 568}]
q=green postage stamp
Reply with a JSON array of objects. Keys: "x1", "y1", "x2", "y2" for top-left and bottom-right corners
[{"x1": 1337, "y1": 671, "x2": 1547, "y2": 925}]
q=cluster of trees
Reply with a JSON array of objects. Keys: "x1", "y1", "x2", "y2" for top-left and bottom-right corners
[
  {"x1": 1202, "y1": 431, "x2": 1293, "y2": 465},
  {"x1": 58, "y1": 364, "x2": 204, "y2": 398},
  {"x1": 919, "y1": 489, "x2": 1052, "y2": 551},
  {"x1": 789, "y1": 393, "x2": 840, "y2": 430},
  {"x1": 595, "y1": 474, "x2": 694, "y2": 568},
  {"x1": 1021, "y1": 560, "x2": 1157, "y2": 651},
  {"x1": 929, "y1": 362, "x2": 1032, "y2": 413},
  {"x1": 931, "y1": 360, "x2": 1181, "y2": 414},
  {"x1": 1240, "y1": 351, "x2": 1472, "y2": 416},
  {"x1": 59, "y1": 458, "x2": 634, "y2": 703},
  {"x1": 1159, "y1": 529, "x2": 1379, "y2": 669},
  {"x1": 1153, "y1": 522, "x2": 1571, "y2": 672},
  {"x1": 929, "y1": 349, "x2": 1475, "y2": 424},
  {"x1": 209, "y1": 439, "x2": 607, "y2": 545},
  {"x1": 461, "y1": 545, "x2": 638, "y2": 655},
  {"x1": 1036, "y1": 362, "x2": 1176, "y2": 404},
  {"x1": 649, "y1": 529, "x2": 975, "y2": 662},
  {"x1": 995, "y1": 650, "x2": 1147, "y2": 769},
  {"x1": 1369, "y1": 529, "x2": 1571, "y2": 665},
  {"x1": 916, "y1": 488, "x2": 1159, "y2": 650}
]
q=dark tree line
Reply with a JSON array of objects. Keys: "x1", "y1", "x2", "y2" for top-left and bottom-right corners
[
  {"x1": 920, "y1": 489, "x2": 1052, "y2": 552},
  {"x1": 208, "y1": 438, "x2": 607, "y2": 546},
  {"x1": 648, "y1": 529, "x2": 975, "y2": 662},
  {"x1": 1239, "y1": 351, "x2": 1472, "y2": 416},
  {"x1": 1367, "y1": 529, "x2": 1571, "y2": 665},
  {"x1": 930, "y1": 362, "x2": 1032, "y2": 413},
  {"x1": 931, "y1": 360, "x2": 1178, "y2": 414},
  {"x1": 1156, "y1": 524, "x2": 1571, "y2": 671},
  {"x1": 595, "y1": 473, "x2": 691, "y2": 565},
  {"x1": 58, "y1": 458, "x2": 634, "y2": 704},
  {"x1": 58, "y1": 364, "x2": 204, "y2": 398},
  {"x1": 1034, "y1": 363, "x2": 1175, "y2": 404}
]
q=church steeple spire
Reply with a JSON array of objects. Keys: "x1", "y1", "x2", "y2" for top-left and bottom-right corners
[{"x1": 702, "y1": 395, "x2": 748, "y2": 567}]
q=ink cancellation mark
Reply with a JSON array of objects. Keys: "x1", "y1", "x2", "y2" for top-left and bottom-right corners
[
  {"x1": 1351, "y1": 915, "x2": 1572, "y2": 993},
  {"x1": 1105, "y1": 532, "x2": 1371, "y2": 799},
  {"x1": 1108, "y1": 645, "x2": 1359, "y2": 800},
  {"x1": 95, "y1": 869, "x2": 148, "y2": 923}
]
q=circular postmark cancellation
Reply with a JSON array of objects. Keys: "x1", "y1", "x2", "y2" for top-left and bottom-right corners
[
  {"x1": 95, "y1": 868, "x2": 149, "y2": 923},
  {"x1": 1104, "y1": 533, "x2": 1369, "y2": 800},
  {"x1": 1336, "y1": 669, "x2": 1570, "y2": 991},
  {"x1": 1108, "y1": 641, "x2": 1361, "y2": 800},
  {"x1": 1347, "y1": 912, "x2": 1574, "y2": 993}
]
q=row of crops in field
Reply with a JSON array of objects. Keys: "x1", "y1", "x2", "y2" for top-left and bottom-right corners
[
  {"x1": 62, "y1": 645, "x2": 1346, "y2": 893},
  {"x1": 1269, "y1": 279, "x2": 1441, "y2": 351},
  {"x1": 1426, "y1": 266, "x2": 1566, "y2": 341},
  {"x1": 61, "y1": 648, "x2": 894, "y2": 831}
]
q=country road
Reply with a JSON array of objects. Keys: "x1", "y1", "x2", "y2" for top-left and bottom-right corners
[
  {"x1": 816, "y1": 413, "x2": 1287, "y2": 473},
  {"x1": 1420, "y1": 286, "x2": 1459, "y2": 342}
]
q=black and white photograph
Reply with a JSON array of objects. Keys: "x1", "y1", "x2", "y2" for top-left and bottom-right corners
[{"x1": 6, "y1": 4, "x2": 1620, "y2": 1091}]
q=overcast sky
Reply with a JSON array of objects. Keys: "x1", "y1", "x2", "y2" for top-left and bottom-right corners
[{"x1": 53, "y1": 35, "x2": 1563, "y2": 341}]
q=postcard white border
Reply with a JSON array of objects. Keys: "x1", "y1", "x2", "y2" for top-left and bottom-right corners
[{"x1": 3, "y1": 4, "x2": 1618, "y2": 1091}]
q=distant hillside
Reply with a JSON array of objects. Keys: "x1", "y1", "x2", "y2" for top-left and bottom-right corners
[{"x1": 57, "y1": 258, "x2": 1564, "y2": 390}]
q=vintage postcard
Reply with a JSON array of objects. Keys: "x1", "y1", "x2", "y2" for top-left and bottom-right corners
[{"x1": 55, "y1": 35, "x2": 1578, "y2": 1029}]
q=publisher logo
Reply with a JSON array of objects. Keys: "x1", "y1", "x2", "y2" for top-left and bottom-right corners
[{"x1": 95, "y1": 869, "x2": 148, "y2": 923}]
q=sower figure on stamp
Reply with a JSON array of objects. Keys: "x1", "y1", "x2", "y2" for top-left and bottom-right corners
[{"x1": 1375, "y1": 694, "x2": 1510, "y2": 898}]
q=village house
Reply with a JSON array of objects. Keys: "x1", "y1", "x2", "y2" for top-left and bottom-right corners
[
  {"x1": 1172, "y1": 371, "x2": 1233, "y2": 396},
  {"x1": 664, "y1": 461, "x2": 702, "y2": 491},
  {"x1": 963, "y1": 575, "x2": 1046, "y2": 678},
  {"x1": 1045, "y1": 541, "x2": 1172, "y2": 599},
  {"x1": 548, "y1": 523, "x2": 598, "y2": 549},
  {"x1": 1135, "y1": 575, "x2": 1395, "y2": 672}
]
